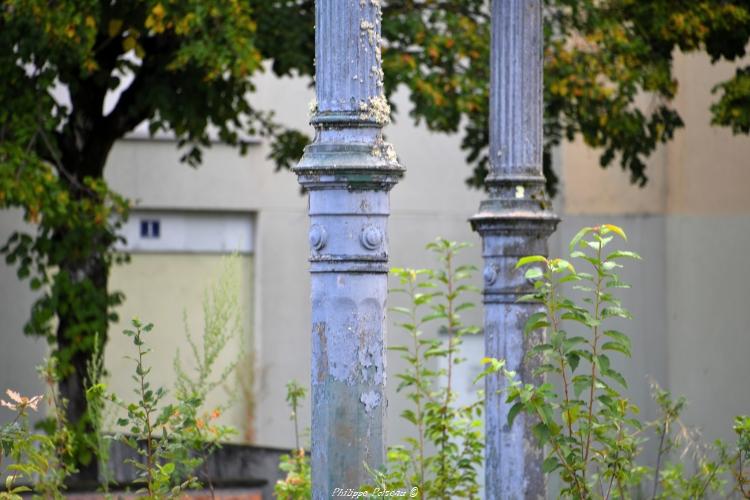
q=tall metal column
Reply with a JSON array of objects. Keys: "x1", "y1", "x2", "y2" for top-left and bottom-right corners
[
  {"x1": 470, "y1": 1, "x2": 559, "y2": 498},
  {"x1": 294, "y1": 0, "x2": 403, "y2": 498}
]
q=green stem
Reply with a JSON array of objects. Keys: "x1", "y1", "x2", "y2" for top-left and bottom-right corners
[
  {"x1": 737, "y1": 452, "x2": 750, "y2": 499},
  {"x1": 292, "y1": 399, "x2": 302, "y2": 477},
  {"x1": 548, "y1": 278, "x2": 575, "y2": 440},
  {"x1": 695, "y1": 461, "x2": 719, "y2": 498},
  {"x1": 534, "y1": 405, "x2": 588, "y2": 499},
  {"x1": 439, "y1": 250, "x2": 456, "y2": 499},
  {"x1": 616, "y1": 475, "x2": 626, "y2": 500},
  {"x1": 651, "y1": 420, "x2": 668, "y2": 499},
  {"x1": 583, "y1": 238, "x2": 604, "y2": 477},
  {"x1": 136, "y1": 328, "x2": 155, "y2": 497},
  {"x1": 408, "y1": 277, "x2": 426, "y2": 491},
  {"x1": 604, "y1": 474, "x2": 616, "y2": 500}
]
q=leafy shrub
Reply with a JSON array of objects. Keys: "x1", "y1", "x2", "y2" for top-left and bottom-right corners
[
  {"x1": 366, "y1": 239, "x2": 483, "y2": 499},
  {"x1": 0, "y1": 257, "x2": 248, "y2": 499},
  {"x1": 106, "y1": 318, "x2": 203, "y2": 498},
  {"x1": 506, "y1": 224, "x2": 750, "y2": 499},
  {"x1": 274, "y1": 381, "x2": 311, "y2": 500},
  {"x1": 0, "y1": 359, "x2": 76, "y2": 499},
  {"x1": 93, "y1": 257, "x2": 246, "y2": 497}
]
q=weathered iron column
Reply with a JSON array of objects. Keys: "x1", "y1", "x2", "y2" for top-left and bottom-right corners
[
  {"x1": 470, "y1": 1, "x2": 559, "y2": 498},
  {"x1": 294, "y1": 0, "x2": 402, "y2": 497}
]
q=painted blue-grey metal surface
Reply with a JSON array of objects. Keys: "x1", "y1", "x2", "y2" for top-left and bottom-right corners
[
  {"x1": 470, "y1": 1, "x2": 559, "y2": 498},
  {"x1": 295, "y1": 0, "x2": 403, "y2": 498}
]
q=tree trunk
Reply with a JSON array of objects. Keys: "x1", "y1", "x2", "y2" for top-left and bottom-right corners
[{"x1": 54, "y1": 224, "x2": 111, "y2": 484}]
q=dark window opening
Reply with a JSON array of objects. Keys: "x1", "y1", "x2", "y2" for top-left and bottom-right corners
[{"x1": 140, "y1": 219, "x2": 161, "y2": 239}]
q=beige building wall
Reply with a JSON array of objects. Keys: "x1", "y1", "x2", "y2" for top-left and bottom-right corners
[
  {"x1": 107, "y1": 254, "x2": 254, "y2": 438},
  {"x1": 0, "y1": 210, "x2": 49, "y2": 419}
]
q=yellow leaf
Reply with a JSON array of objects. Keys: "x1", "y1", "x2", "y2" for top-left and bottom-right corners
[
  {"x1": 108, "y1": 19, "x2": 123, "y2": 37},
  {"x1": 602, "y1": 224, "x2": 627, "y2": 240},
  {"x1": 84, "y1": 59, "x2": 98, "y2": 72},
  {"x1": 122, "y1": 35, "x2": 136, "y2": 52},
  {"x1": 85, "y1": 16, "x2": 96, "y2": 29},
  {"x1": 152, "y1": 3, "x2": 165, "y2": 18},
  {"x1": 135, "y1": 42, "x2": 145, "y2": 59},
  {"x1": 175, "y1": 13, "x2": 196, "y2": 35}
]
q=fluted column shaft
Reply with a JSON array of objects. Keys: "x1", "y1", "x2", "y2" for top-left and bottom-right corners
[
  {"x1": 471, "y1": 1, "x2": 559, "y2": 498},
  {"x1": 295, "y1": 1, "x2": 403, "y2": 498}
]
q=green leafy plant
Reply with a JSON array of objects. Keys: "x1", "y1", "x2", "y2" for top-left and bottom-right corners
[
  {"x1": 0, "y1": 359, "x2": 76, "y2": 499},
  {"x1": 82, "y1": 256, "x2": 248, "y2": 497},
  {"x1": 108, "y1": 318, "x2": 202, "y2": 499},
  {"x1": 274, "y1": 380, "x2": 311, "y2": 500},
  {"x1": 84, "y1": 334, "x2": 114, "y2": 494},
  {"x1": 642, "y1": 383, "x2": 750, "y2": 499},
  {"x1": 506, "y1": 224, "x2": 645, "y2": 498},
  {"x1": 1, "y1": 258, "x2": 247, "y2": 498},
  {"x1": 99, "y1": 275, "x2": 245, "y2": 498},
  {"x1": 274, "y1": 229, "x2": 749, "y2": 499},
  {"x1": 647, "y1": 382, "x2": 732, "y2": 499},
  {"x1": 733, "y1": 415, "x2": 750, "y2": 497},
  {"x1": 505, "y1": 224, "x2": 750, "y2": 499},
  {"x1": 365, "y1": 238, "x2": 483, "y2": 499}
]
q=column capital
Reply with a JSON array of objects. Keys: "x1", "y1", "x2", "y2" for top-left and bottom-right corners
[{"x1": 295, "y1": 142, "x2": 403, "y2": 192}]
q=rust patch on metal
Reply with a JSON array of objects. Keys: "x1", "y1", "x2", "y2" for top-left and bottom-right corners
[{"x1": 314, "y1": 321, "x2": 328, "y2": 384}]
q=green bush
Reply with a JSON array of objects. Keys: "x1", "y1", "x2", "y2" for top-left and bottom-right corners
[
  {"x1": 1, "y1": 257, "x2": 247, "y2": 499},
  {"x1": 0, "y1": 360, "x2": 76, "y2": 499},
  {"x1": 274, "y1": 381, "x2": 311, "y2": 499},
  {"x1": 506, "y1": 224, "x2": 750, "y2": 499},
  {"x1": 366, "y1": 239, "x2": 483, "y2": 499}
]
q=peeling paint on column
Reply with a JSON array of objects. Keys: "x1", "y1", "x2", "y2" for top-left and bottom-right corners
[
  {"x1": 470, "y1": 1, "x2": 559, "y2": 499},
  {"x1": 296, "y1": 0, "x2": 403, "y2": 498},
  {"x1": 360, "y1": 390, "x2": 381, "y2": 412}
]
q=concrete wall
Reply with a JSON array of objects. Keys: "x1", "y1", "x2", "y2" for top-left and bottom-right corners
[
  {"x1": 665, "y1": 216, "x2": 750, "y2": 443},
  {"x1": 0, "y1": 210, "x2": 48, "y2": 421},
  {"x1": 107, "y1": 253, "x2": 254, "y2": 437}
]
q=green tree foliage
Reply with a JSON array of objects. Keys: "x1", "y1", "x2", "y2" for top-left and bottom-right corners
[
  {"x1": 249, "y1": 0, "x2": 750, "y2": 194},
  {"x1": 0, "y1": 0, "x2": 276, "y2": 475}
]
